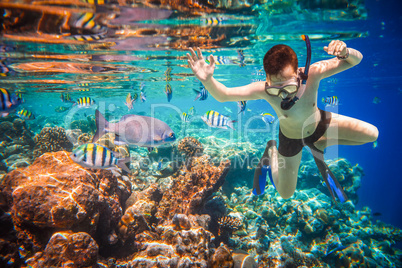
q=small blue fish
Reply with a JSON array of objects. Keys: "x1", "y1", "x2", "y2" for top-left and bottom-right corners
[
  {"x1": 75, "y1": 97, "x2": 96, "y2": 108},
  {"x1": 201, "y1": 110, "x2": 236, "y2": 130},
  {"x1": 238, "y1": 101, "x2": 247, "y2": 114},
  {"x1": 17, "y1": 109, "x2": 35, "y2": 120},
  {"x1": 157, "y1": 159, "x2": 163, "y2": 170},
  {"x1": 372, "y1": 96, "x2": 381, "y2": 104},
  {"x1": 165, "y1": 84, "x2": 173, "y2": 102},
  {"x1": 181, "y1": 112, "x2": 190, "y2": 123},
  {"x1": 373, "y1": 140, "x2": 378, "y2": 149},
  {"x1": 0, "y1": 88, "x2": 22, "y2": 117},
  {"x1": 261, "y1": 113, "x2": 275, "y2": 124},
  {"x1": 325, "y1": 243, "x2": 348, "y2": 257},
  {"x1": 322, "y1": 96, "x2": 339, "y2": 106},
  {"x1": 194, "y1": 85, "x2": 208, "y2": 101},
  {"x1": 237, "y1": 49, "x2": 245, "y2": 67},
  {"x1": 70, "y1": 143, "x2": 131, "y2": 173},
  {"x1": 140, "y1": 91, "x2": 146, "y2": 103}
]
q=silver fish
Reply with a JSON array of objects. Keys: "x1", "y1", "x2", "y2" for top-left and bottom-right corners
[{"x1": 92, "y1": 110, "x2": 176, "y2": 149}]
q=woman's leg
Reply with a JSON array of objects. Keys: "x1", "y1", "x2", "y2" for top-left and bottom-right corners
[{"x1": 314, "y1": 112, "x2": 379, "y2": 150}]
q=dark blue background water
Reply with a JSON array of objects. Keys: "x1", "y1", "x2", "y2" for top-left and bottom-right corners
[{"x1": 325, "y1": 0, "x2": 402, "y2": 230}]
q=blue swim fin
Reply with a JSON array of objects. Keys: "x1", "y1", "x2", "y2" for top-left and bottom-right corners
[
  {"x1": 252, "y1": 165, "x2": 273, "y2": 196},
  {"x1": 252, "y1": 140, "x2": 277, "y2": 196},
  {"x1": 326, "y1": 173, "x2": 347, "y2": 203}
]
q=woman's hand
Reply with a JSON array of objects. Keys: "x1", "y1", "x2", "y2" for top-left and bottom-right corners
[
  {"x1": 186, "y1": 47, "x2": 215, "y2": 83},
  {"x1": 324, "y1": 40, "x2": 348, "y2": 57}
]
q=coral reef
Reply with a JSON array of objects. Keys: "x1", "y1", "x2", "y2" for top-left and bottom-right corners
[
  {"x1": 177, "y1": 136, "x2": 204, "y2": 158},
  {"x1": 33, "y1": 126, "x2": 73, "y2": 158},
  {"x1": 0, "y1": 151, "x2": 131, "y2": 265},
  {"x1": 0, "y1": 118, "x2": 35, "y2": 172}
]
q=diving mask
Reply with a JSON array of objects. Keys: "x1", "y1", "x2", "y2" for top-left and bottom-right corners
[{"x1": 265, "y1": 76, "x2": 300, "y2": 99}]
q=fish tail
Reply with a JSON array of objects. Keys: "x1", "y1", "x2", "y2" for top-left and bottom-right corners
[
  {"x1": 117, "y1": 157, "x2": 131, "y2": 173},
  {"x1": 92, "y1": 109, "x2": 109, "y2": 143},
  {"x1": 228, "y1": 120, "x2": 237, "y2": 130}
]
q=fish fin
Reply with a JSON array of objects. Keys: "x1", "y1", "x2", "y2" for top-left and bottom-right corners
[
  {"x1": 92, "y1": 110, "x2": 109, "y2": 143},
  {"x1": 1, "y1": 112, "x2": 9, "y2": 117},
  {"x1": 117, "y1": 157, "x2": 131, "y2": 173},
  {"x1": 326, "y1": 172, "x2": 347, "y2": 203},
  {"x1": 147, "y1": 147, "x2": 154, "y2": 153},
  {"x1": 113, "y1": 134, "x2": 127, "y2": 145}
]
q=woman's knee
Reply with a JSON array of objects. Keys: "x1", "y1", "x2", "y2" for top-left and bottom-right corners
[{"x1": 365, "y1": 124, "x2": 379, "y2": 143}]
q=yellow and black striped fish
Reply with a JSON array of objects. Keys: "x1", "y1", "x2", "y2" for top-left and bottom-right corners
[
  {"x1": 70, "y1": 143, "x2": 131, "y2": 173},
  {"x1": 201, "y1": 110, "x2": 236, "y2": 130},
  {"x1": 322, "y1": 96, "x2": 339, "y2": 106},
  {"x1": 16, "y1": 109, "x2": 35, "y2": 120},
  {"x1": 75, "y1": 97, "x2": 96, "y2": 108},
  {"x1": 165, "y1": 84, "x2": 172, "y2": 102},
  {"x1": 0, "y1": 88, "x2": 22, "y2": 117}
]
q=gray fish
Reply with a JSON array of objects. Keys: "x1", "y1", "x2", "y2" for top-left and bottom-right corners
[{"x1": 92, "y1": 110, "x2": 176, "y2": 149}]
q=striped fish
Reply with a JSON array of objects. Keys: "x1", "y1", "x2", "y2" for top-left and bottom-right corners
[
  {"x1": 202, "y1": 17, "x2": 226, "y2": 26},
  {"x1": 237, "y1": 49, "x2": 245, "y2": 67},
  {"x1": 70, "y1": 143, "x2": 131, "y2": 173},
  {"x1": 261, "y1": 113, "x2": 275, "y2": 124},
  {"x1": 61, "y1": 93, "x2": 74, "y2": 103},
  {"x1": 201, "y1": 110, "x2": 236, "y2": 130},
  {"x1": 238, "y1": 101, "x2": 247, "y2": 114},
  {"x1": 16, "y1": 109, "x2": 35, "y2": 120},
  {"x1": 0, "y1": 88, "x2": 22, "y2": 117},
  {"x1": 181, "y1": 112, "x2": 190, "y2": 123},
  {"x1": 75, "y1": 97, "x2": 96, "y2": 108},
  {"x1": 194, "y1": 85, "x2": 208, "y2": 101},
  {"x1": 165, "y1": 84, "x2": 173, "y2": 102},
  {"x1": 322, "y1": 96, "x2": 339, "y2": 106}
]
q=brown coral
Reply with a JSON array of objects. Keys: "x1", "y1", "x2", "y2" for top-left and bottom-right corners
[
  {"x1": 156, "y1": 155, "x2": 230, "y2": 222},
  {"x1": 218, "y1": 215, "x2": 243, "y2": 235},
  {"x1": 33, "y1": 126, "x2": 73, "y2": 158},
  {"x1": 177, "y1": 136, "x2": 204, "y2": 158},
  {"x1": 0, "y1": 151, "x2": 131, "y2": 257}
]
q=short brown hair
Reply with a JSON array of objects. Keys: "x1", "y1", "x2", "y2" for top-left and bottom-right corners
[{"x1": 263, "y1": 44, "x2": 298, "y2": 77}]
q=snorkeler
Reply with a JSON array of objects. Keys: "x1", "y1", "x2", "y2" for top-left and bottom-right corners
[{"x1": 186, "y1": 37, "x2": 378, "y2": 202}]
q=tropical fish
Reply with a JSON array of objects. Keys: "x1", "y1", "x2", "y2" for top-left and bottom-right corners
[
  {"x1": 75, "y1": 97, "x2": 96, "y2": 108},
  {"x1": 140, "y1": 91, "x2": 146, "y2": 103},
  {"x1": 165, "y1": 84, "x2": 173, "y2": 102},
  {"x1": 125, "y1": 93, "x2": 135, "y2": 110},
  {"x1": 0, "y1": 88, "x2": 22, "y2": 117},
  {"x1": 372, "y1": 96, "x2": 381, "y2": 104},
  {"x1": 373, "y1": 140, "x2": 378, "y2": 149},
  {"x1": 61, "y1": 93, "x2": 74, "y2": 103},
  {"x1": 92, "y1": 110, "x2": 176, "y2": 150},
  {"x1": 194, "y1": 85, "x2": 208, "y2": 101},
  {"x1": 70, "y1": 12, "x2": 107, "y2": 41},
  {"x1": 206, "y1": 56, "x2": 234, "y2": 65},
  {"x1": 325, "y1": 243, "x2": 348, "y2": 257},
  {"x1": 238, "y1": 101, "x2": 246, "y2": 114},
  {"x1": 261, "y1": 113, "x2": 275, "y2": 124},
  {"x1": 181, "y1": 112, "x2": 190, "y2": 123},
  {"x1": 16, "y1": 109, "x2": 35, "y2": 120},
  {"x1": 322, "y1": 96, "x2": 339, "y2": 106},
  {"x1": 157, "y1": 159, "x2": 163, "y2": 170},
  {"x1": 188, "y1": 106, "x2": 196, "y2": 116},
  {"x1": 165, "y1": 75, "x2": 172, "y2": 82},
  {"x1": 224, "y1": 106, "x2": 233, "y2": 114},
  {"x1": 70, "y1": 143, "x2": 131, "y2": 173},
  {"x1": 201, "y1": 17, "x2": 226, "y2": 26},
  {"x1": 237, "y1": 49, "x2": 245, "y2": 67},
  {"x1": 201, "y1": 110, "x2": 236, "y2": 130},
  {"x1": 165, "y1": 67, "x2": 172, "y2": 76}
]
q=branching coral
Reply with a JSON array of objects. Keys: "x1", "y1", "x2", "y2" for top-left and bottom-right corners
[
  {"x1": 177, "y1": 136, "x2": 204, "y2": 158},
  {"x1": 33, "y1": 126, "x2": 73, "y2": 158}
]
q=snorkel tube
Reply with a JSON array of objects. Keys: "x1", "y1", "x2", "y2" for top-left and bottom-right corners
[{"x1": 281, "y1": 35, "x2": 311, "y2": 110}]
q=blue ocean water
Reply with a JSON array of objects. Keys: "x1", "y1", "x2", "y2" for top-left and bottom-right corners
[{"x1": 0, "y1": 0, "x2": 401, "y2": 265}]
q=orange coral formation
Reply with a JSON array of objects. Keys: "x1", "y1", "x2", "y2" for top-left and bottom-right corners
[{"x1": 156, "y1": 155, "x2": 230, "y2": 222}]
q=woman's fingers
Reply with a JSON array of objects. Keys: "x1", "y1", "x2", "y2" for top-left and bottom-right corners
[
  {"x1": 189, "y1": 47, "x2": 199, "y2": 61},
  {"x1": 208, "y1": 54, "x2": 215, "y2": 66}
]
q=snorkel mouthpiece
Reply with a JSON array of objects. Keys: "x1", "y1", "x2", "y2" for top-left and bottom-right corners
[{"x1": 281, "y1": 35, "x2": 311, "y2": 110}]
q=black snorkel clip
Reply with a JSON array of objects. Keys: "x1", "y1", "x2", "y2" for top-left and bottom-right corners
[{"x1": 281, "y1": 35, "x2": 312, "y2": 110}]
